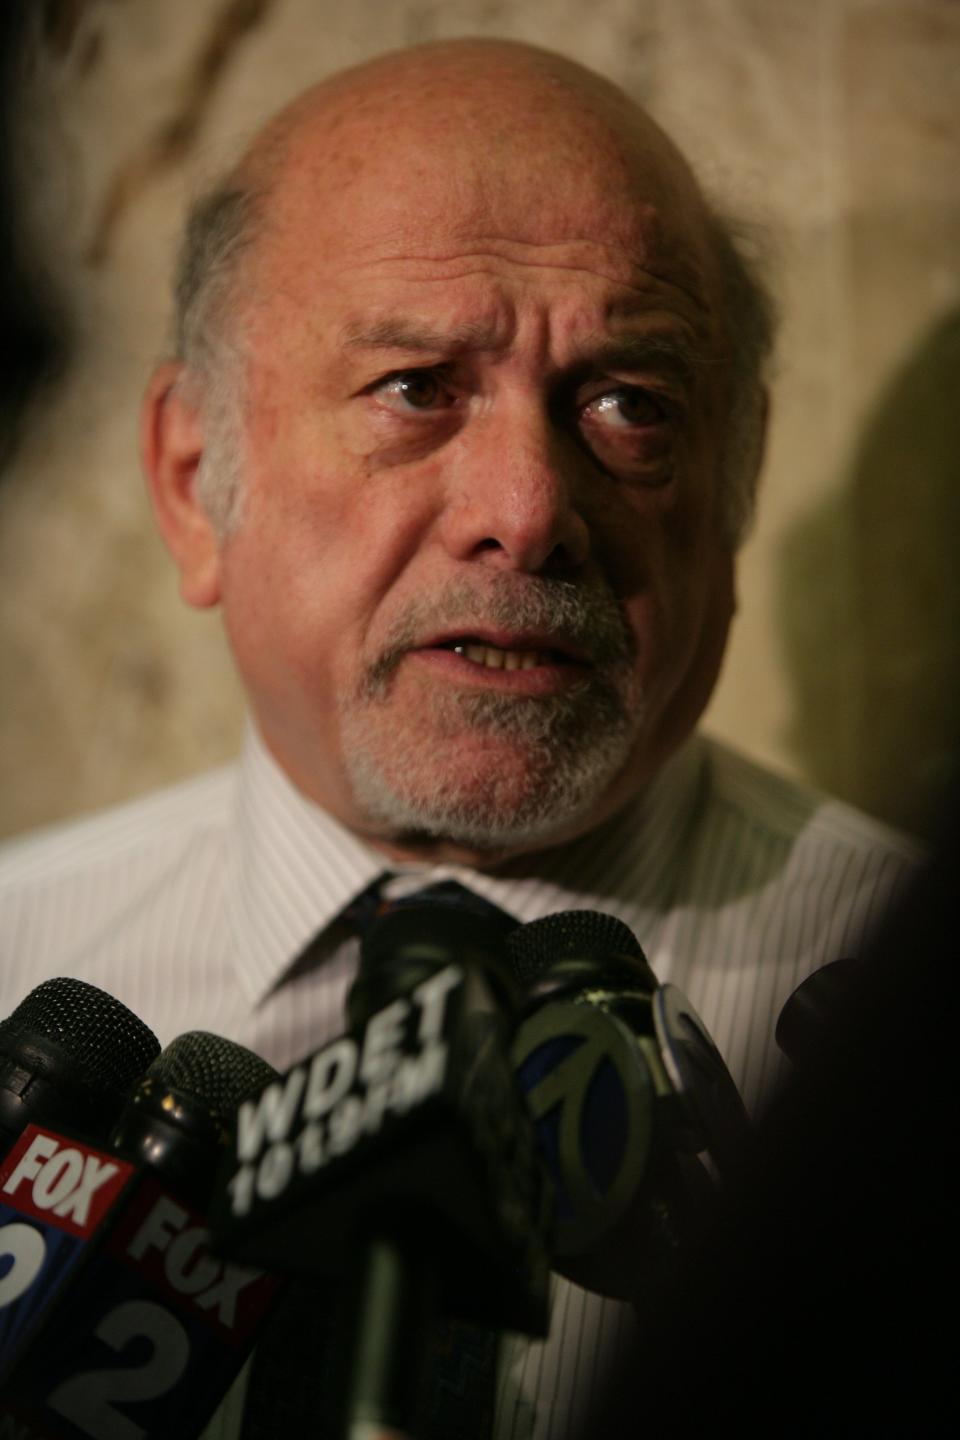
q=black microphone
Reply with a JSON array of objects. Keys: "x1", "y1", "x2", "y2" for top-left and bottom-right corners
[
  {"x1": 507, "y1": 909, "x2": 750, "y2": 1306},
  {"x1": 774, "y1": 958, "x2": 862, "y2": 1068},
  {"x1": 0, "y1": 977, "x2": 161, "y2": 1155},
  {"x1": 211, "y1": 901, "x2": 552, "y2": 1437},
  {"x1": 1, "y1": 1026, "x2": 283, "y2": 1439},
  {"x1": 111, "y1": 1029, "x2": 281, "y2": 1206},
  {"x1": 1, "y1": 977, "x2": 162, "y2": 1383}
]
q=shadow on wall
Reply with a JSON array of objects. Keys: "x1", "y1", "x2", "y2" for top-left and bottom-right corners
[
  {"x1": 0, "y1": 4, "x2": 71, "y2": 475},
  {"x1": 778, "y1": 306, "x2": 960, "y2": 840},
  {"x1": 1, "y1": 0, "x2": 275, "y2": 475}
]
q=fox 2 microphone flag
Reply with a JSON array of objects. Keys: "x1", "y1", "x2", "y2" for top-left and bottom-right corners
[
  {"x1": 0, "y1": 983, "x2": 282, "y2": 1440},
  {"x1": 0, "y1": 1123, "x2": 279, "y2": 1439}
]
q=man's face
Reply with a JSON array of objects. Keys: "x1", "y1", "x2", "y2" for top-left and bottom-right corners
[{"x1": 181, "y1": 79, "x2": 736, "y2": 861}]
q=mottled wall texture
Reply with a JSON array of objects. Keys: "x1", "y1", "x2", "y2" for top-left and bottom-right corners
[{"x1": 1, "y1": 0, "x2": 958, "y2": 841}]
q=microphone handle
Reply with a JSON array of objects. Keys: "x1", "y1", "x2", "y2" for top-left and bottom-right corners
[{"x1": 341, "y1": 1229, "x2": 440, "y2": 1440}]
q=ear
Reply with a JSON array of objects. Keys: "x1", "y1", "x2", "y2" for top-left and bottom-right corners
[{"x1": 141, "y1": 362, "x2": 222, "y2": 609}]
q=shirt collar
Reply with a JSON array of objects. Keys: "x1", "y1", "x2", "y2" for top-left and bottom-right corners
[
  {"x1": 226, "y1": 726, "x2": 385, "y2": 1004},
  {"x1": 225, "y1": 723, "x2": 707, "y2": 1003}
]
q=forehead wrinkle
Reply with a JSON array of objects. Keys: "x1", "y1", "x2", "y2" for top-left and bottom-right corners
[
  {"x1": 335, "y1": 227, "x2": 714, "y2": 318},
  {"x1": 342, "y1": 232, "x2": 662, "y2": 285},
  {"x1": 337, "y1": 256, "x2": 710, "y2": 331},
  {"x1": 350, "y1": 230, "x2": 658, "y2": 262},
  {"x1": 340, "y1": 316, "x2": 508, "y2": 354}
]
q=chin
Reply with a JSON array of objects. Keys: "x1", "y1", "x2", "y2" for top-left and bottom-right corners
[
  {"x1": 339, "y1": 661, "x2": 647, "y2": 852},
  {"x1": 344, "y1": 720, "x2": 640, "y2": 855}
]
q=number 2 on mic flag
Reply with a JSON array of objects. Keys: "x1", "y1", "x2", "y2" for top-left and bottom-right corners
[
  {"x1": 0, "y1": 1125, "x2": 136, "y2": 1381},
  {"x1": 0, "y1": 1127, "x2": 281, "y2": 1439}
]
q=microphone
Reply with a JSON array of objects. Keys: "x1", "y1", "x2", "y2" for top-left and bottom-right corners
[
  {"x1": 211, "y1": 900, "x2": 552, "y2": 1436},
  {"x1": 507, "y1": 909, "x2": 750, "y2": 1305},
  {"x1": 774, "y1": 958, "x2": 861, "y2": 1068},
  {"x1": 0, "y1": 977, "x2": 161, "y2": 1155},
  {"x1": 1, "y1": 1023, "x2": 282, "y2": 1439},
  {"x1": 111, "y1": 1029, "x2": 281, "y2": 1205},
  {"x1": 1, "y1": 977, "x2": 161, "y2": 1381}
]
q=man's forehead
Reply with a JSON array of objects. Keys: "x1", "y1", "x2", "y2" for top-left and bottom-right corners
[
  {"x1": 266, "y1": 194, "x2": 716, "y2": 362},
  {"x1": 235, "y1": 41, "x2": 721, "y2": 354},
  {"x1": 267, "y1": 139, "x2": 691, "y2": 262},
  {"x1": 250, "y1": 42, "x2": 710, "y2": 261},
  {"x1": 257, "y1": 138, "x2": 713, "y2": 321}
]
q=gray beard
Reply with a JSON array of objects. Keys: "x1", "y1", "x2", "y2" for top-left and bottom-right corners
[{"x1": 341, "y1": 575, "x2": 645, "y2": 851}]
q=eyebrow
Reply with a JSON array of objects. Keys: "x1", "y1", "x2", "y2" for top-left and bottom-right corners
[
  {"x1": 340, "y1": 317, "x2": 711, "y2": 384},
  {"x1": 586, "y1": 333, "x2": 712, "y2": 385},
  {"x1": 341, "y1": 318, "x2": 500, "y2": 353}
]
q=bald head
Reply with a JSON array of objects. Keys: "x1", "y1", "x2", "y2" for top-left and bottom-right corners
[
  {"x1": 174, "y1": 39, "x2": 773, "y2": 543},
  {"x1": 245, "y1": 39, "x2": 701, "y2": 211}
]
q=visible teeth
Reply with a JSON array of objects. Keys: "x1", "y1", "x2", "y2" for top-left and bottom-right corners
[
  {"x1": 466, "y1": 643, "x2": 503, "y2": 669},
  {"x1": 454, "y1": 643, "x2": 544, "y2": 670}
]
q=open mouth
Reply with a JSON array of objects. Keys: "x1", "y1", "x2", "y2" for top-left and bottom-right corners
[{"x1": 435, "y1": 637, "x2": 579, "y2": 671}]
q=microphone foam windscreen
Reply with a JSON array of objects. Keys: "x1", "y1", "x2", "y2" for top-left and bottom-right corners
[
  {"x1": 507, "y1": 910, "x2": 643, "y2": 985},
  {"x1": 146, "y1": 1031, "x2": 278, "y2": 1116},
  {"x1": 0, "y1": 976, "x2": 160, "y2": 1095}
]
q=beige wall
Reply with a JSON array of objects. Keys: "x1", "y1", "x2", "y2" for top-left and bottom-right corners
[{"x1": 2, "y1": 0, "x2": 957, "y2": 842}]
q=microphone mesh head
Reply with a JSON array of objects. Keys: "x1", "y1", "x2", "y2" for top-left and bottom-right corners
[
  {"x1": 507, "y1": 909, "x2": 643, "y2": 985},
  {"x1": 0, "y1": 977, "x2": 159, "y2": 1096},
  {"x1": 146, "y1": 1031, "x2": 277, "y2": 1116}
]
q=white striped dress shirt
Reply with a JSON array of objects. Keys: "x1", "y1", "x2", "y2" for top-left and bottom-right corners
[{"x1": 0, "y1": 725, "x2": 919, "y2": 1438}]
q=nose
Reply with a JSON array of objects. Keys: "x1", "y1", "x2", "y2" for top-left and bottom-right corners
[{"x1": 439, "y1": 402, "x2": 592, "y2": 576}]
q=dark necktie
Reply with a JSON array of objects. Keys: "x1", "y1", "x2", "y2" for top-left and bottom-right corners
[
  {"x1": 344, "y1": 874, "x2": 517, "y2": 935},
  {"x1": 241, "y1": 877, "x2": 517, "y2": 1440}
]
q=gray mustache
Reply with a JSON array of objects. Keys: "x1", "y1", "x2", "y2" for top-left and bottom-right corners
[{"x1": 367, "y1": 575, "x2": 635, "y2": 693}]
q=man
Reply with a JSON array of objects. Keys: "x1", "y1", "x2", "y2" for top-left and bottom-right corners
[{"x1": 0, "y1": 38, "x2": 917, "y2": 1439}]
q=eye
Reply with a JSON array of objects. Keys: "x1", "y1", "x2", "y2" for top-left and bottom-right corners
[
  {"x1": 583, "y1": 386, "x2": 666, "y2": 429},
  {"x1": 373, "y1": 370, "x2": 450, "y2": 412},
  {"x1": 575, "y1": 382, "x2": 676, "y2": 487}
]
